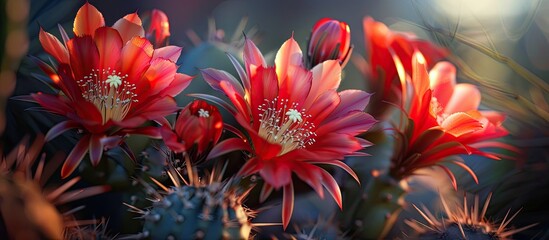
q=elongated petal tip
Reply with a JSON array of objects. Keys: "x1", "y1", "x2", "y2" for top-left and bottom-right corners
[
  {"x1": 282, "y1": 182, "x2": 294, "y2": 230},
  {"x1": 61, "y1": 136, "x2": 91, "y2": 178},
  {"x1": 73, "y1": 2, "x2": 105, "y2": 36}
]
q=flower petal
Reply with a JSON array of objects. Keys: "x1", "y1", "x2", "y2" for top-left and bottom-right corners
[
  {"x1": 282, "y1": 181, "x2": 294, "y2": 230},
  {"x1": 73, "y1": 3, "x2": 105, "y2": 37},
  {"x1": 444, "y1": 84, "x2": 481, "y2": 114},
  {"x1": 327, "y1": 90, "x2": 372, "y2": 121},
  {"x1": 309, "y1": 159, "x2": 360, "y2": 184},
  {"x1": 243, "y1": 38, "x2": 266, "y2": 69},
  {"x1": 319, "y1": 168, "x2": 342, "y2": 209},
  {"x1": 39, "y1": 28, "x2": 69, "y2": 64},
  {"x1": 250, "y1": 66, "x2": 279, "y2": 120},
  {"x1": 67, "y1": 36, "x2": 99, "y2": 82},
  {"x1": 316, "y1": 111, "x2": 377, "y2": 136},
  {"x1": 227, "y1": 53, "x2": 250, "y2": 92},
  {"x1": 123, "y1": 126, "x2": 162, "y2": 138},
  {"x1": 278, "y1": 65, "x2": 312, "y2": 108},
  {"x1": 144, "y1": 58, "x2": 178, "y2": 96},
  {"x1": 293, "y1": 163, "x2": 324, "y2": 199},
  {"x1": 274, "y1": 36, "x2": 303, "y2": 81},
  {"x1": 200, "y1": 68, "x2": 245, "y2": 97},
  {"x1": 188, "y1": 93, "x2": 237, "y2": 115},
  {"x1": 120, "y1": 37, "x2": 153, "y2": 90},
  {"x1": 305, "y1": 60, "x2": 341, "y2": 108},
  {"x1": 94, "y1": 27, "x2": 123, "y2": 70},
  {"x1": 163, "y1": 73, "x2": 192, "y2": 97},
  {"x1": 259, "y1": 159, "x2": 291, "y2": 188},
  {"x1": 45, "y1": 120, "x2": 80, "y2": 141},
  {"x1": 411, "y1": 51, "x2": 430, "y2": 100},
  {"x1": 237, "y1": 157, "x2": 261, "y2": 177},
  {"x1": 152, "y1": 46, "x2": 182, "y2": 62},
  {"x1": 436, "y1": 164, "x2": 458, "y2": 190},
  {"x1": 219, "y1": 81, "x2": 251, "y2": 121},
  {"x1": 89, "y1": 134, "x2": 104, "y2": 166},
  {"x1": 161, "y1": 126, "x2": 185, "y2": 153},
  {"x1": 307, "y1": 90, "x2": 340, "y2": 125},
  {"x1": 61, "y1": 135, "x2": 91, "y2": 178},
  {"x1": 112, "y1": 13, "x2": 145, "y2": 44},
  {"x1": 126, "y1": 97, "x2": 177, "y2": 125},
  {"x1": 148, "y1": 9, "x2": 170, "y2": 45},
  {"x1": 441, "y1": 112, "x2": 483, "y2": 137},
  {"x1": 259, "y1": 183, "x2": 274, "y2": 203},
  {"x1": 206, "y1": 138, "x2": 250, "y2": 160},
  {"x1": 31, "y1": 93, "x2": 73, "y2": 116},
  {"x1": 429, "y1": 61, "x2": 456, "y2": 107}
]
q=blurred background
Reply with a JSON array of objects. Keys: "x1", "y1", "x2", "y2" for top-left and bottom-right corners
[{"x1": 2, "y1": 0, "x2": 548, "y2": 238}]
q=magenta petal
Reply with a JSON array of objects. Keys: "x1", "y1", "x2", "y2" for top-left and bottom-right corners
[
  {"x1": 259, "y1": 160, "x2": 291, "y2": 189},
  {"x1": 188, "y1": 93, "x2": 238, "y2": 115},
  {"x1": 327, "y1": 90, "x2": 373, "y2": 121},
  {"x1": 100, "y1": 136, "x2": 123, "y2": 149},
  {"x1": 94, "y1": 27, "x2": 123, "y2": 70},
  {"x1": 112, "y1": 13, "x2": 145, "y2": 44},
  {"x1": 206, "y1": 138, "x2": 250, "y2": 160},
  {"x1": 282, "y1": 181, "x2": 294, "y2": 230},
  {"x1": 67, "y1": 36, "x2": 99, "y2": 82},
  {"x1": 317, "y1": 111, "x2": 377, "y2": 136},
  {"x1": 243, "y1": 38, "x2": 266, "y2": 69},
  {"x1": 89, "y1": 134, "x2": 104, "y2": 166},
  {"x1": 31, "y1": 93, "x2": 74, "y2": 116},
  {"x1": 163, "y1": 73, "x2": 193, "y2": 97},
  {"x1": 45, "y1": 120, "x2": 80, "y2": 141},
  {"x1": 293, "y1": 163, "x2": 324, "y2": 199},
  {"x1": 307, "y1": 90, "x2": 340, "y2": 125},
  {"x1": 319, "y1": 168, "x2": 342, "y2": 209},
  {"x1": 259, "y1": 183, "x2": 274, "y2": 203},
  {"x1": 274, "y1": 37, "x2": 303, "y2": 81},
  {"x1": 128, "y1": 97, "x2": 178, "y2": 123},
  {"x1": 236, "y1": 157, "x2": 261, "y2": 177},
  {"x1": 161, "y1": 127, "x2": 185, "y2": 153},
  {"x1": 227, "y1": 53, "x2": 250, "y2": 91},
  {"x1": 152, "y1": 46, "x2": 182, "y2": 62},
  {"x1": 309, "y1": 159, "x2": 360, "y2": 184},
  {"x1": 123, "y1": 126, "x2": 162, "y2": 138},
  {"x1": 61, "y1": 135, "x2": 91, "y2": 178},
  {"x1": 39, "y1": 28, "x2": 69, "y2": 64},
  {"x1": 200, "y1": 68, "x2": 245, "y2": 97}
]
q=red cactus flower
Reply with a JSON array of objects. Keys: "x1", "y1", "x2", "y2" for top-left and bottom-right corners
[
  {"x1": 199, "y1": 36, "x2": 377, "y2": 228},
  {"x1": 146, "y1": 9, "x2": 171, "y2": 47},
  {"x1": 307, "y1": 18, "x2": 352, "y2": 68},
  {"x1": 390, "y1": 53, "x2": 512, "y2": 189},
  {"x1": 29, "y1": 3, "x2": 192, "y2": 178},
  {"x1": 161, "y1": 100, "x2": 246, "y2": 164},
  {"x1": 361, "y1": 17, "x2": 448, "y2": 119}
]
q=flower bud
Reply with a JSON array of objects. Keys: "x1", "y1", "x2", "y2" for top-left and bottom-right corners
[
  {"x1": 147, "y1": 9, "x2": 170, "y2": 47},
  {"x1": 306, "y1": 18, "x2": 352, "y2": 68}
]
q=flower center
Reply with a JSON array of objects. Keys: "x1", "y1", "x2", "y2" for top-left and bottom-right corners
[
  {"x1": 198, "y1": 108, "x2": 209, "y2": 118},
  {"x1": 430, "y1": 97, "x2": 446, "y2": 124},
  {"x1": 257, "y1": 97, "x2": 316, "y2": 155},
  {"x1": 77, "y1": 68, "x2": 138, "y2": 124}
]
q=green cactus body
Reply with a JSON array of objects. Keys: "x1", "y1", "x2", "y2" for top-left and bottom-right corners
[
  {"x1": 419, "y1": 223, "x2": 499, "y2": 240},
  {"x1": 346, "y1": 174, "x2": 407, "y2": 239},
  {"x1": 289, "y1": 218, "x2": 345, "y2": 240},
  {"x1": 406, "y1": 193, "x2": 537, "y2": 240},
  {"x1": 142, "y1": 184, "x2": 252, "y2": 240}
]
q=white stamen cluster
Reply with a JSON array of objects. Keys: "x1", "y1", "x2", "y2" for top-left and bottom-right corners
[
  {"x1": 77, "y1": 68, "x2": 138, "y2": 123},
  {"x1": 257, "y1": 97, "x2": 316, "y2": 155},
  {"x1": 198, "y1": 108, "x2": 210, "y2": 118}
]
